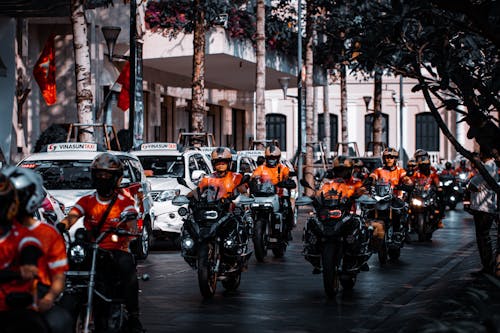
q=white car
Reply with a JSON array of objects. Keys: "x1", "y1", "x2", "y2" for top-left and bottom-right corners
[
  {"x1": 131, "y1": 143, "x2": 213, "y2": 246},
  {"x1": 18, "y1": 142, "x2": 156, "y2": 259}
]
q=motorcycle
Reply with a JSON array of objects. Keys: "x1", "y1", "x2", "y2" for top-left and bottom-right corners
[
  {"x1": 438, "y1": 174, "x2": 460, "y2": 210},
  {"x1": 249, "y1": 178, "x2": 295, "y2": 262},
  {"x1": 296, "y1": 180, "x2": 373, "y2": 298},
  {"x1": 455, "y1": 171, "x2": 472, "y2": 205},
  {"x1": 173, "y1": 179, "x2": 254, "y2": 298},
  {"x1": 408, "y1": 183, "x2": 440, "y2": 242},
  {"x1": 366, "y1": 181, "x2": 408, "y2": 264},
  {"x1": 57, "y1": 211, "x2": 139, "y2": 333}
]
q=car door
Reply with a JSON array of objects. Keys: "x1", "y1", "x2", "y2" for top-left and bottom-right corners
[{"x1": 119, "y1": 157, "x2": 144, "y2": 216}]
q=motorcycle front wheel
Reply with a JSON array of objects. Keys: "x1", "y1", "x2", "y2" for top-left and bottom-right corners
[
  {"x1": 417, "y1": 214, "x2": 426, "y2": 242},
  {"x1": 253, "y1": 219, "x2": 268, "y2": 262},
  {"x1": 221, "y1": 272, "x2": 241, "y2": 291},
  {"x1": 197, "y1": 242, "x2": 217, "y2": 298},
  {"x1": 378, "y1": 237, "x2": 388, "y2": 266},
  {"x1": 322, "y1": 243, "x2": 340, "y2": 298},
  {"x1": 388, "y1": 248, "x2": 401, "y2": 261}
]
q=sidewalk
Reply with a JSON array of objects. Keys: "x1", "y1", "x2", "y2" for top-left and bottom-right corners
[{"x1": 370, "y1": 248, "x2": 500, "y2": 333}]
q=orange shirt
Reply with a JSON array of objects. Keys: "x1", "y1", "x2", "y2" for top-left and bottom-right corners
[
  {"x1": 27, "y1": 221, "x2": 68, "y2": 287},
  {"x1": 0, "y1": 223, "x2": 42, "y2": 311},
  {"x1": 411, "y1": 171, "x2": 440, "y2": 188},
  {"x1": 440, "y1": 169, "x2": 456, "y2": 176},
  {"x1": 318, "y1": 177, "x2": 363, "y2": 199},
  {"x1": 252, "y1": 163, "x2": 290, "y2": 196},
  {"x1": 370, "y1": 166, "x2": 407, "y2": 188},
  {"x1": 198, "y1": 172, "x2": 243, "y2": 200},
  {"x1": 70, "y1": 191, "x2": 138, "y2": 252}
]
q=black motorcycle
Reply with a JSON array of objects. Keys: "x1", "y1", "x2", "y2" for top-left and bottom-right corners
[
  {"x1": 297, "y1": 180, "x2": 373, "y2": 298},
  {"x1": 173, "y1": 182, "x2": 254, "y2": 298},
  {"x1": 408, "y1": 183, "x2": 440, "y2": 241},
  {"x1": 439, "y1": 174, "x2": 460, "y2": 210},
  {"x1": 366, "y1": 181, "x2": 408, "y2": 263},
  {"x1": 249, "y1": 178, "x2": 295, "y2": 262},
  {"x1": 57, "y1": 211, "x2": 139, "y2": 333}
]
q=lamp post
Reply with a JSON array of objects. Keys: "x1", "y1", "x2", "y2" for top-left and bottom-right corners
[{"x1": 101, "y1": 0, "x2": 143, "y2": 150}]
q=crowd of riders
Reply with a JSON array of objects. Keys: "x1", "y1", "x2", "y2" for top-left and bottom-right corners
[{"x1": 0, "y1": 140, "x2": 497, "y2": 330}]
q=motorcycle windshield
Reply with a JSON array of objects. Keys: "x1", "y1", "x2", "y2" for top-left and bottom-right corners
[
  {"x1": 374, "y1": 182, "x2": 391, "y2": 197},
  {"x1": 251, "y1": 180, "x2": 276, "y2": 197}
]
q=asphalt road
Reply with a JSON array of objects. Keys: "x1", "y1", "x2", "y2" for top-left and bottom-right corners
[{"x1": 136, "y1": 206, "x2": 478, "y2": 333}]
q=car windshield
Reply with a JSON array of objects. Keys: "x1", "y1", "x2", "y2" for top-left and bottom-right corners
[
  {"x1": 19, "y1": 160, "x2": 94, "y2": 190},
  {"x1": 138, "y1": 156, "x2": 184, "y2": 178}
]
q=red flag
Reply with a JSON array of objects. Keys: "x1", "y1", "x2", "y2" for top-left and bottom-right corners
[
  {"x1": 116, "y1": 61, "x2": 130, "y2": 111},
  {"x1": 33, "y1": 35, "x2": 56, "y2": 105}
]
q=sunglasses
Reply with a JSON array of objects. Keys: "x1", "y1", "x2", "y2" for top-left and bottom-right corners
[{"x1": 384, "y1": 156, "x2": 396, "y2": 160}]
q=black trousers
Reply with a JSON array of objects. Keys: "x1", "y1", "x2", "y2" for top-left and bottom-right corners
[{"x1": 472, "y1": 210, "x2": 498, "y2": 273}]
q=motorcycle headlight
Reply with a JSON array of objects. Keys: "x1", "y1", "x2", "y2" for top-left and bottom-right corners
[
  {"x1": 439, "y1": 181, "x2": 443, "y2": 187},
  {"x1": 178, "y1": 207, "x2": 188, "y2": 216},
  {"x1": 459, "y1": 174, "x2": 467, "y2": 180},
  {"x1": 158, "y1": 189, "x2": 180, "y2": 202},
  {"x1": 453, "y1": 186, "x2": 459, "y2": 191},
  {"x1": 69, "y1": 244, "x2": 86, "y2": 264},
  {"x1": 182, "y1": 237, "x2": 194, "y2": 250},
  {"x1": 444, "y1": 180, "x2": 453, "y2": 186},
  {"x1": 412, "y1": 198, "x2": 423, "y2": 206}
]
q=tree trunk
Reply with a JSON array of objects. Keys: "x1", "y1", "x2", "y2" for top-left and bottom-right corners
[
  {"x1": 373, "y1": 68, "x2": 383, "y2": 156},
  {"x1": 340, "y1": 63, "x2": 348, "y2": 154},
  {"x1": 191, "y1": 0, "x2": 206, "y2": 133},
  {"x1": 323, "y1": 76, "x2": 330, "y2": 158},
  {"x1": 304, "y1": 0, "x2": 315, "y2": 196},
  {"x1": 71, "y1": 0, "x2": 94, "y2": 142},
  {"x1": 255, "y1": 0, "x2": 266, "y2": 141}
]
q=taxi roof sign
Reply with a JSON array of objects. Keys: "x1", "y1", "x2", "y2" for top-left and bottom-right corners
[
  {"x1": 237, "y1": 150, "x2": 265, "y2": 158},
  {"x1": 140, "y1": 143, "x2": 178, "y2": 151},
  {"x1": 47, "y1": 142, "x2": 98, "y2": 152}
]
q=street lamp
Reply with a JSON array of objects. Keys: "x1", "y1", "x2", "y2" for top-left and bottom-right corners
[
  {"x1": 101, "y1": 26, "x2": 121, "y2": 61},
  {"x1": 363, "y1": 95, "x2": 372, "y2": 112}
]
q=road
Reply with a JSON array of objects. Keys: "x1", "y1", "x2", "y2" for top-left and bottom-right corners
[{"x1": 137, "y1": 206, "x2": 478, "y2": 333}]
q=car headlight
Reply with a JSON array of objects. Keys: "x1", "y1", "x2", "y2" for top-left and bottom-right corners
[
  {"x1": 69, "y1": 244, "x2": 86, "y2": 264},
  {"x1": 157, "y1": 189, "x2": 179, "y2": 202}
]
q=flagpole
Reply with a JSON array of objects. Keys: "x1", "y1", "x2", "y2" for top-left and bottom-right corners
[{"x1": 129, "y1": 0, "x2": 136, "y2": 148}]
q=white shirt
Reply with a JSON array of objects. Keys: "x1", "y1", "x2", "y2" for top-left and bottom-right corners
[{"x1": 469, "y1": 158, "x2": 498, "y2": 214}]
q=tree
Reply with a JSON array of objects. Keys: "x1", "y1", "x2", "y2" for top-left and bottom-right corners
[
  {"x1": 315, "y1": 0, "x2": 500, "y2": 191},
  {"x1": 191, "y1": 0, "x2": 206, "y2": 132},
  {"x1": 71, "y1": 0, "x2": 94, "y2": 142},
  {"x1": 255, "y1": 0, "x2": 266, "y2": 141}
]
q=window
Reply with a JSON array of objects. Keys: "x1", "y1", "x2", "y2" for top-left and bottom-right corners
[
  {"x1": 318, "y1": 113, "x2": 338, "y2": 150},
  {"x1": 266, "y1": 114, "x2": 286, "y2": 150},
  {"x1": 416, "y1": 113, "x2": 439, "y2": 151},
  {"x1": 365, "y1": 113, "x2": 389, "y2": 148},
  {"x1": 194, "y1": 154, "x2": 212, "y2": 174}
]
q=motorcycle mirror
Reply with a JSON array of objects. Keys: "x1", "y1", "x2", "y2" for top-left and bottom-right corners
[
  {"x1": 56, "y1": 222, "x2": 67, "y2": 234},
  {"x1": 172, "y1": 195, "x2": 190, "y2": 206},
  {"x1": 295, "y1": 196, "x2": 313, "y2": 206},
  {"x1": 239, "y1": 174, "x2": 250, "y2": 186},
  {"x1": 42, "y1": 211, "x2": 58, "y2": 225},
  {"x1": 177, "y1": 177, "x2": 188, "y2": 187},
  {"x1": 120, "y1": 211, "x2": 138, "y2": 223}
]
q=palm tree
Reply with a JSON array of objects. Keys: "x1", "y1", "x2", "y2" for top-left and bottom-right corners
[
  {"x1": 372, "y1": 68, "x2": 383, "y2": 156},
  {"x1": 255, "y1": 0, "x2": 266, "y2": 142},
  {"x1": 191, "y1": 0, "x2": 206, "y2": 132},
  {"x1": 71, "y1": 0, "x2": 93, "y2": 142},
  {"x1": 304, "y1": 0, "x2": 315, "y2": 195}
]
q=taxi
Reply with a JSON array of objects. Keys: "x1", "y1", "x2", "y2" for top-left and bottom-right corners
[
  {"x1": 18, "y1": 142, "x2": 155, "y2": 259},
  {"x1": 130, "y1": 142, "x2": 213, "y2": 246}
]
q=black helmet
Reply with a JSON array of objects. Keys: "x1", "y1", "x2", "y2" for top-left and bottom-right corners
[
  {"x1": 265, "y1": 144, "x2": 281, "y2": 168},
  {"x1": 445, "y1": 161, "x2": 452, "y2": 169},
  {"x1": 382, "y1": 147, "x2": 399, "y2": 159},
  {"x1": 91, "y1": 153, "x2": 124, "y2": 197},
  {"x1": 1, "y1": 166, "x2": 46, "y2": 217},
  {"x1": 414, "y1": 149, "x2": 429, "y2": 163}
]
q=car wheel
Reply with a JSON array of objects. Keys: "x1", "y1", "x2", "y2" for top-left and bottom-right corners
[{"x1": 135, "y1": 220, "x2": 151, "y2": 260}]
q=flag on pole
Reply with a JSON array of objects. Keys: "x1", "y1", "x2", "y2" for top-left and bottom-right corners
[
  {"x1": 116, "y1": 61, "x2": 130, "y2": 111},
  {"x1": 33, "y1": 35, "x2": 56, "y2": 105}
]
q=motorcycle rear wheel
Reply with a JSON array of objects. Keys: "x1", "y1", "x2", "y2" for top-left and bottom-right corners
[
  {"x1": 222, "y1": 272, "x2": 241, "y2": 291},
  {"x1": 197, "y1": 242, "x2": 217, "y2": 298},
  {"x1": 322, "y1": 243, "x2": 340, "y2": 298},
  {"x1": 253, "y1": 219, "x2": 267, "y2": 262}
]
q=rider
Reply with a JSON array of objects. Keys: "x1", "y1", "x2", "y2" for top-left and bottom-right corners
[
  {"x1": 61, "y1": 153, "x2": 144, "y2": 333},
  {"x1": 4, "y1": 166, "x2": 71, "y2": 333},
  {"x1": 196, "y1": 147, "x2": 248, "y2": 199},
  {"x1": 455, "y1": 159, "x2": 472, "y2": 174},
  {"x1": 0, "y1": 170, "x2": 46, "y2": 333},
  {"x1": 405, "y1": 159, "x2": 418, "y2": 177},
  {"x1": 410, "y1": 155, "x2": 445, "y2": 228},
  {"x1": 352, "y1": 159, "x2": 369, "y2": 181},
  {"x1": 251, "y1": 144, "x2": 296, "y2": 240},
  {"x1": 441, "y1": 161, "x2": 456, "y2": 176},
  {"x1": 368, "y1": 148, "x2": 412, "y2": 236}
]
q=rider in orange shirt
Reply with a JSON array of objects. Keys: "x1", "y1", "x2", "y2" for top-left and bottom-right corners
[
  {"x1": 251, "y1": 145, "x2": 296, "y2": 240},
  {"x1": 410, "y1": 156, "x2": 445, "y2": 228},
  {"x1": 0, "y1": 169, "x2": 47, "y2": 332},
  {"x1": 368, "y1": 148, "x2": 412, "y2": 239},
  {"x1": 62, "y1": 153, "x2": 143, "y2": 333},
  {"x1": 405, "y1": 159, "x2": 418, "y2": 177},
  {"x1": 196, "y1": 147, "x2": 247, "y2": 200},
  {"x1": 440, "y1": 161, "x2": 457, "y2": 176},
  {"x1": 6, "y1": 166, "x2": 71, "y2": 333}
]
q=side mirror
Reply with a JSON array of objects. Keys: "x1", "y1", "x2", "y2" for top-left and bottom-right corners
[
  {"x1": 172, "y1": 195, "x2": 190, "y2": 206},
  {"x1": 42, "y1": 211, "x2": 58, "y2": 225},
  {"x1": 120, "y1": 211, "x2": 138, "y2": 222},
  {"x1": 177, "y1": 177, "x2": 188, "y2": 187},
  {"x1": 191, "y1": 170, "x2": 206, "y2": 183},
  {"x1": 295, "y1": 196, "x2": 313, "y2": 206}
]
